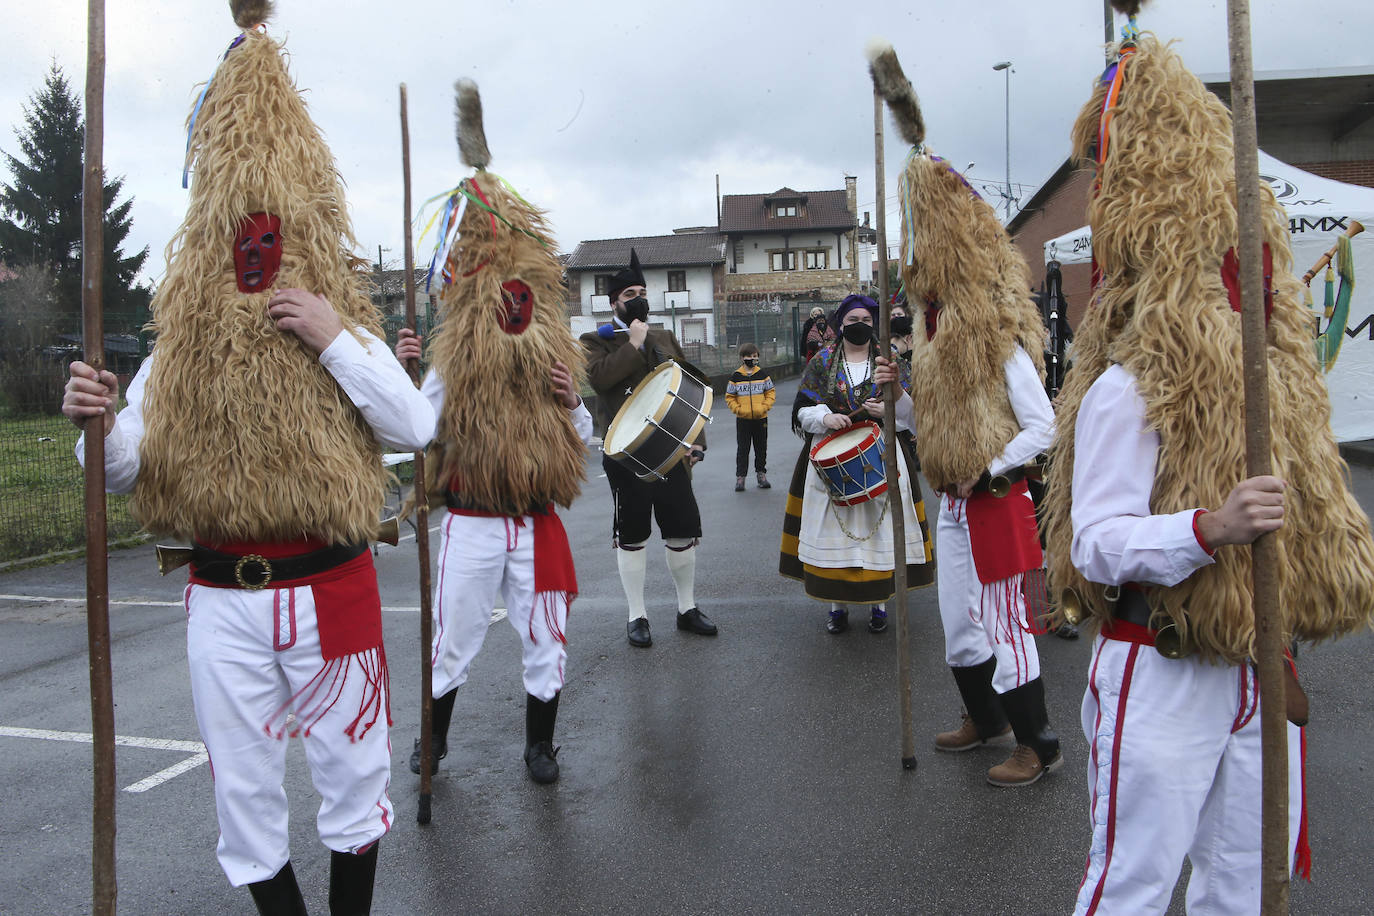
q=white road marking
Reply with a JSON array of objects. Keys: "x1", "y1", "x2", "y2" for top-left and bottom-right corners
[
  {"x1": 0, "y1": 725, "x2": 203, "y2": 753},
  {"x1": 393, "y1": 523, "x2": 442, "y2": 545},
  {"x1": 0, "y1": 725, "x2": 208, "y2": 793},
  {"x1": 0, "y1": 594, "x2": 183, "y2": 607},
  {"x1": 2, "y1": 594, "x2": 424, "y2": 614},
  {"x1": 123, "y1": 752, "x2": 210, "y2": 793}
]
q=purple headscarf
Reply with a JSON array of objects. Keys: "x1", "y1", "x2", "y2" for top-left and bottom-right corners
[{"x1": 831, "y1": 294, "x2": 878, "y2": 331}]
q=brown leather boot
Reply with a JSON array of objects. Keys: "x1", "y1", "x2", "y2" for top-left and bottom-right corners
[
  {"x1": 987, "y1": 744, "x2": 1059, "y2": 787},
  {"x1": 934, "y1": 659, "x2": 1011, "y2": 751},
  {"x1": 935, "y1": 713, "x2": 1012, "y2": 752}
]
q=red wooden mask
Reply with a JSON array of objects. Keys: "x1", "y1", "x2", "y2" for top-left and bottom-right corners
[
  {"x1": 499, "y1": 279, "x2": 532, "y2": 335},
  {"x1": 234, "y1": 212, "x2": 282, "y2": 293}
]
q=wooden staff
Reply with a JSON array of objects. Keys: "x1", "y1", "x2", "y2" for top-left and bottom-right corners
[
  {"x1": 873, "y1": 87, "x2": 916, "y2": 770},
  {"x1": 1226, "y1": 2, "x2": 1289, "y2": 911},
  {"x1": 399, "y1": 84, "x2": 437, "y2": 825},
  {"x1": 82, "y1": 0, "x2": 116, "y2": 911}
]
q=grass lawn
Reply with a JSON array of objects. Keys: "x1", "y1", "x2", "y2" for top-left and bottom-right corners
[{"x1": 0, "y1": 413, "x2": 143, "y2": 563}]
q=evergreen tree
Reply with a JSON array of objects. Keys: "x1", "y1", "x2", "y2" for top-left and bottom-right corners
[{"x1": 0, "y1": 62, "x2": 150, "y2": 330}]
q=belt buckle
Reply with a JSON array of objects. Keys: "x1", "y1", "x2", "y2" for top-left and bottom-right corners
[{"x1": 234, "y1": 554, "x2": 273, "y2": 590}]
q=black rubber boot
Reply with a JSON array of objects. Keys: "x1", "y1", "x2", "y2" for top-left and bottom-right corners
[
  {"x1": 523, "y1": 692, "x2": 561, "y2": 784},
  {"x1": 248, "y1": 860, "x2": 309, "y2": 916},
  {"x1": 997, "y1": 676, "x2": 1061, "y2": 767},
  {"x1": 328, "y1": 842, "x2": 378, "y2": 916},
  {"x1": 409, "y1": 688, "x2": 456, "y2": 775},
  {"x1": 951, "y1": 657, "x2": 1010, "y2": 739}
]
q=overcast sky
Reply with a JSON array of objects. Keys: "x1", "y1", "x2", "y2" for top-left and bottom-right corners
[{"x1": 2, "y1": 1, "x2": 1369, "y2": 286}]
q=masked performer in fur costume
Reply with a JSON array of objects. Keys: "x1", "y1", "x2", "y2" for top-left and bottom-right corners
[
  {"x1": 62, "y1": 3, "x2": 435, "y2": 912},
  {"x1": 1040, "y1": 10, "x2": 1374, "y2": 910},
  {"x1": 396, "y1": 80, "x2": 591, "y2": 786},
  {"x1": 778, "y1": 294, "x2": 933, "y2": 634},
  {"x1": 870, "y1": 42, "x2": 1060, "y2": 787},
  {"x1": 580, "y1": 250, "x2": 719, "y2": 648}
]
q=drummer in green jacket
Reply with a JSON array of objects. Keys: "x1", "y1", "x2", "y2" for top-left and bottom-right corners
[{"x1": 579, "y1": 249, "x2": 719, "y2": 648}]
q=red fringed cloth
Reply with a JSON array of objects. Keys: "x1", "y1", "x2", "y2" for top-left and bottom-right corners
[
  {"x1": 191, "y1": 537, "x2": 388, "y2": 743},
  {"x1": 449, "y1": 503, "x2": 579, "y2": 644}
]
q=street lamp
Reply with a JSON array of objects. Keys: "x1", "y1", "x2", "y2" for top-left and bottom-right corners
[{"x1": 993, "y1": 61, "x2": 1013, "y2": 220}]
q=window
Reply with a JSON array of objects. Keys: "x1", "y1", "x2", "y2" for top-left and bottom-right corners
[
  {"x1": 774, "y1": 204, "x2": 797, "y2": 217},
  {"x1": 769, "y1": 250, "x2": 796, "y2": 271},
  {"x1": 667, "y1": 270, "x2": 687, "y2": 292},
  {"x1": 733, "y1": 241, "x2": 744, "y2": 270},
  {"x1": 804, "y1": 249, "x2": 829, "y2": 270},
  {"x1": 593, "y1": 274, "x2": 613, "y2": 296}
]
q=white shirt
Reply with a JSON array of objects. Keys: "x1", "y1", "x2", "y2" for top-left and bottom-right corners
[
  {"x1": 1070, "y1": 363, "x2": 1215, "y2": 587},
  {"x1": 78, "y1": 328, "x2": 437, "y2": 493},
  {"x1": 987, "y1": 345, "x2": 1054, "y2": 477}
]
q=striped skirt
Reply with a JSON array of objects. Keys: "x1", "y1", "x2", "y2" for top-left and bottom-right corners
[{"x1": 779, "y1": 430, "x2": 935, "y2": 604}]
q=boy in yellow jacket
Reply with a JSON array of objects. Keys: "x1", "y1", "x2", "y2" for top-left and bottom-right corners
[{"x1": 725, "y1": 342, "x2": 776, "y2": 491}]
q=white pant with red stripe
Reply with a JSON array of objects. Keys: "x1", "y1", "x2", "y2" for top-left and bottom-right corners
[
  {"x1": 936, "y1": 495, "x2": 1040, "y2": 693},
  {"x1": 185, "y1": 582, "x2": 393, "y2": 887},
  {"x1": 1074, "y1": 634, "x2": 1303, "y2": 915},
  {"x1": 431, "y1": 511, "x2": 569, "y2": 702}
]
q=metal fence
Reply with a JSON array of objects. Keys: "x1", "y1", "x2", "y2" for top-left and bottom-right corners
[
  {"x1": 667, "y1": 299, "x2": 842, "y2": 377},
  {"x1": 0, "y1": 297, "x2": 832, "y2": 564}
]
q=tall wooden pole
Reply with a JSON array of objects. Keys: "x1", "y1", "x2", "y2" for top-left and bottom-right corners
[
  {"x1": 82, "y1": 0, "x2": 116, "y2": 911},
  {"x1": 399, "y1": 84, "x2": 437, "y2": 825},
  {"x1": 874, "y1": 87, "x2": 915, "y2": 769},
  {"x1": 1226, "y1": 2, "x2": 1289, "y2": 911},
  {"x1": 1104, "y1": 1, "x2": 1115, "y2": 62}
]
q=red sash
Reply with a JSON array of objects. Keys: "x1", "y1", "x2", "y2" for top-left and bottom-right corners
[
  {"x1": 190, "y1": 537, "x2": 382, "y2": 661},
  {"x1": 964, "y1": 479, "x2": 1043, "y2": 584}
]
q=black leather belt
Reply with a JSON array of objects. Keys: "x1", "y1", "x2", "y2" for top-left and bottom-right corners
[
  {"x1": 970, "y1": 465, "x2": 1028, "y2": 494},
  {"x1": 445, "y1": 491, "x2": 551, "y2": 517},
  {"x1": 1112, "y1": 585, "x2": 1194, "y2": 658},
  {"x1": 190, "y1": 541, "x2": 368, "y2": 590},
  {"x1": 1113, "y1": 586, "x2": 1153, "y2": 627}
]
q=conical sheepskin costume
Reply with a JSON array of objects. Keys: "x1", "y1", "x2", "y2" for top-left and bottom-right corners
[
  {"x1": 1040, "y1": 35, "x2": 1374, "y2": 662},
  {"x1": 426, "y1": 80, "x2": 586, "y2": 513},
  {"x1": 870, "y1": 42, "x2": 1046, "y2": 492},
  {"x1": 133, "y1": 1, "x2": 387, "y2": 544}
]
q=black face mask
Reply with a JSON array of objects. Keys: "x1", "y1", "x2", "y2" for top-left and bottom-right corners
[
  {"x1": 620, "y1": 296, "x2": 650, "y2": 324},
  {"x1": 841, "y1": 323, "x2": 873, "y2": 346},
  {"x1": 889, "y1": 315, "x2": 913, "y2": 336},
  {"x1": 744, "y1": 358, "x2": 759, "y2": 366}
]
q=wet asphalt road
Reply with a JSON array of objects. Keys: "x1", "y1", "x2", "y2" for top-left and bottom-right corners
[{"x1": 2, "y1": 376, "x2": 1372, "y2": 915}]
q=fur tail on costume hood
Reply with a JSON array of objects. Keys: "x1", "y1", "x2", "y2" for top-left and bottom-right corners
[
  {"x1": 455, "y1": 78, "x2": 491, "y2": 171},
  {"x1": 1109, "y1": 0, "x2": 1149, "y2": 15},
  {"x1": 866, "y1": 40, "x2": 924, "y2": 148},
  {"x1": 230, "y1": 0, "x2": 273, "y2": 28}
]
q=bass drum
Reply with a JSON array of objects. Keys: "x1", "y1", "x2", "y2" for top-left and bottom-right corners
[{"x1": 604, "y1": 361, "x2": 712, "y2": 480}]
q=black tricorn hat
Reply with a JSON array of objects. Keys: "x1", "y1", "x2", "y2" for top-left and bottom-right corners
[{"x1": 607, "y1": 248, "x2": 646, "y2": 301}]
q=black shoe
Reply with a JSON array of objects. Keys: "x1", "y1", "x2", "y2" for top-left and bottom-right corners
[
  {"x1": 524, "y1": 740, "x2": 560, "y2": 784},
  {"x1": 524, "y1": 693, "x2": 561, "y2": 784},
  {"x1": 1054, "y1": 622, "x2": 1080, "y2": 640},
  {"x1": 248, "y1": 861, "x2": 308, "y2": 916},
  {"x1": 408, "y1": 735, "x2": 447, "y2": 775},
  {"x1": 756, "y1": 473, "x2": 771, "y2": 489},
  {"x1": 628, "y1": 617, "x2": 652, "y2": 647},
  {"x1": 868, "y1": 606, "x2": 888, "y2": 634},
  {"x1": 676, "y1": 607, "x2": 718, "y2": 635},
  {"x1": 826, "y1": 608, "x2": 849, "y2": 634},
  {"x1": 735, "y1": 477, "x2": 746, "y2": 492}
]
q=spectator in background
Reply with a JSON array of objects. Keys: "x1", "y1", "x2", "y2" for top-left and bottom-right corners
[{"x1": 725, "y1": 342, "x2": 776, "y2": 492}]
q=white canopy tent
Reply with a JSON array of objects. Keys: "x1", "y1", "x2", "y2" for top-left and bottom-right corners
[{"x1": 1042, "y1": 151, "x2": 1374, "y2": 442}]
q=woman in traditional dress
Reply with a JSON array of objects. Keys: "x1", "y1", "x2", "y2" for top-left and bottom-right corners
[
  {"x1": 800, "y1": 305, "x2": 836, "y2": 362},
  {"x1": 779, "y1": 294, "x2": 933, "y2": 633}
]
